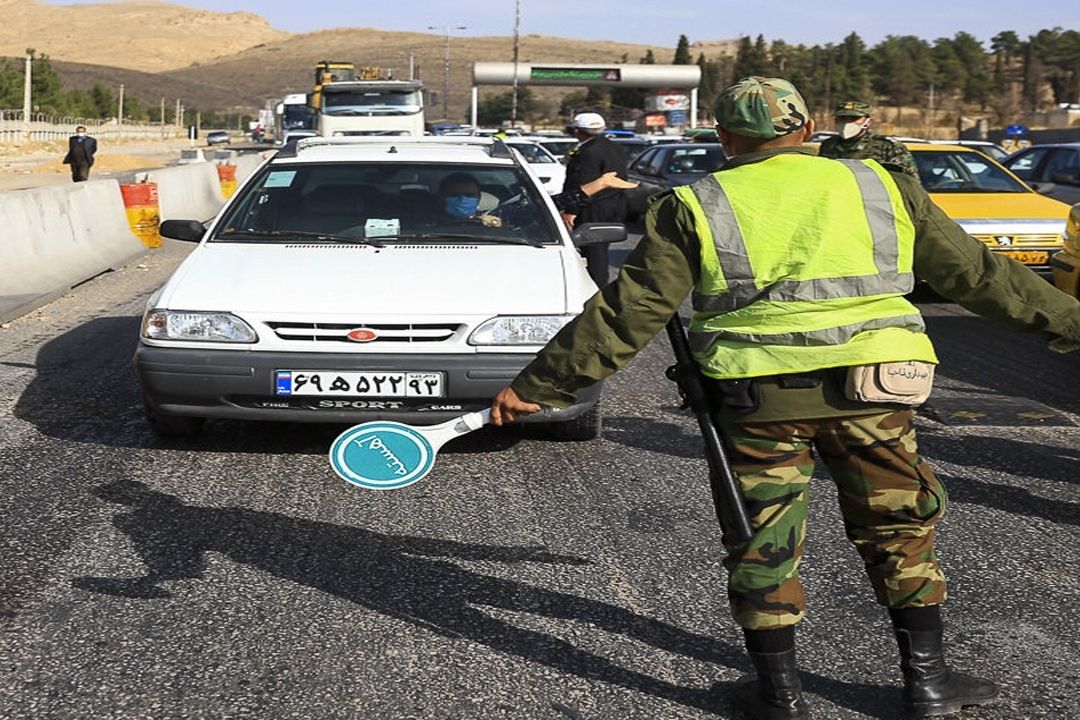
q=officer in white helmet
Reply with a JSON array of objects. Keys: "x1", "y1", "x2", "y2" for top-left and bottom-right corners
[{"x1": 561, "y1": 112, "x2": 630, "y2": 287}]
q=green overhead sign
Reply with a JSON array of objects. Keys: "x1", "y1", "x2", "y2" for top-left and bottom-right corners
[{"x1": 530, "y1": 67, "x2": 622, "y2": 82}]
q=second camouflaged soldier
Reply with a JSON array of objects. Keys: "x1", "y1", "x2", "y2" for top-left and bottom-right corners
[
  {"x1": 491, "y1": 76, "x2": 1080, "y2": 719},
  {"x1": 819, "y1": 100, "x2": 919, "y2": 178}
]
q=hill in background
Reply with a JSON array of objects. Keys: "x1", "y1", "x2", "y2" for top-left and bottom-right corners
[{"x1": 0, "y1": 0, "x2": 737, "y2": 121}]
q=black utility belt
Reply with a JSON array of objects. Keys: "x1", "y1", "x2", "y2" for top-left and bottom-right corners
[{"x1": 703, "y1": 369, "x2": 841, "y2": 415}]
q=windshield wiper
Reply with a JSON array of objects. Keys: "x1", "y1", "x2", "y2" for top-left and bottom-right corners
[
  {"x1": 373, "y1": 232, "x2": 547, "y2": 248},
  {"x1": 215, "y1": 229, "x2": 385, "y2": 247},
  {"x1": 358, "y1": 236, "x2": 548, "y2": 250}
]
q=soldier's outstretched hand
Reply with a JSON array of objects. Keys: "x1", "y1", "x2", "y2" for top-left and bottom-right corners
[{"x1": 490, "y1": 386, "x2": 542, "y2": 426}]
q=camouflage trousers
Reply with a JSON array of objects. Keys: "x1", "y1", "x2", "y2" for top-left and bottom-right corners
[{"x1": 716, "y1": 410, "x2": 948, "y2": 630}]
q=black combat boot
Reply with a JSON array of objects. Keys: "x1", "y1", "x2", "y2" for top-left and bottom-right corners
[
  {"x1": 891, "y1": 608, "x2": 999, "y2": 717},
  {"x1": 731, "y1": 627, "x2": 808, "y2": 720}
]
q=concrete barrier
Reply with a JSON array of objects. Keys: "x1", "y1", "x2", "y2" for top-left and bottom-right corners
[
  {"x1": 144, "y1": 162, "x2": 227, "y2": 223},
  {"x1": 1, "y1": 180, "x2": 145, "y2": 323},
  {"x1": 233, "y1": 152, "x2": 266, "y2": 186}
]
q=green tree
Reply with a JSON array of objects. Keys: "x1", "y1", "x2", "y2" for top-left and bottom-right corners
[
  {"x1": 673, "y1": 35, "x2": 692, "y2": 65},
  {"x1": 89, "y1": 84, "x2": 114, "y2": 118},
  {"x1": 559, "y1": 90, "x2": 587, "y2": 116},
  {"x1": 476, "y1": 87, "x2": 538, "y2": 125},
  {"x1": 0, "y1": 59, "x2": 21, "y2": 107}
]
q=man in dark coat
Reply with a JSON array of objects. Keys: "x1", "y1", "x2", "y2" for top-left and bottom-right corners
[
  {"x1": 62, "y1": 125, "x2": 97, "y2": 182},
  {"x1": 561, "y1": 112, "x2": 629, "y2": 287}
]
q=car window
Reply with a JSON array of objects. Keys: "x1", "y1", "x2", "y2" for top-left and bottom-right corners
[
  {"x1": 1004, "y1": 147, "x2": 1051, "y2": 181},
  {"x1": 646, "y1": 150, "x2": 667, "y2": 176},
  {"x1": 663, "y1": 147, "x2": 726, "y2": 175},
  {"x1": 913, "y1": 150, "x2": 1029, "y2": 193},
  {"x1": 629, "y1": 148, "x2": 658, "y2": 174},
  {"x1": 1045, "y1": 149, "x2": 1080, "y2": 179},
  {"x1": 509, "y1": 142, "x2": 555, "y2": 164},
  {"x1": 213, "y1": 162, "x2": 561, "y2": 244},
  {"x1": 539, "y1": 140, "x2": 577, "y2": 156}
]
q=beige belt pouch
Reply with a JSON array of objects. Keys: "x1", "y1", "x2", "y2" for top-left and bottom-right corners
[{"x1": 844, "y1": 361, "x2": 935, "y2": 405}]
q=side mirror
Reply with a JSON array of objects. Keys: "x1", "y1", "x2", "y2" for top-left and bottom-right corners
[
  {"x1": 571, "y1": 222, "x2": 627, "y2": 247},
  {"x1": 159, "y1": 219, "x2": 206, "y2": 242},
  {"x1": 1050, "y1": 171, "x2": 1080, "y2": 187}
]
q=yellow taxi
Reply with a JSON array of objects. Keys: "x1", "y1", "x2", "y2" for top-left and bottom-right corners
[
  {"x1": 907, "y1": 143, "x2": 1070, "y2": 273},
  {"x1": 1049, "y1": 203, "x2": 1080, "y2": 297}
]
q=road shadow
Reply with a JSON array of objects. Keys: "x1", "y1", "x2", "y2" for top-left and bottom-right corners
[
  {"x1": 603, "y1": 413, "x2": 706, "y2": 459},
  {"x1": 919, "y1": 430, "x2": 1080, "y2": 486},
  {"x1": 920, "y1": 314, "x2": 1080, "y2": 414},
  {"x1": 10, "y1": 316, "x2": 521, "y2": 455},
  {"x1": 75, "y1": 480, "x2": 732, "y2": 713},
  {"x1": 73, "y1": 480, "x2": 899, "y2": 718}
]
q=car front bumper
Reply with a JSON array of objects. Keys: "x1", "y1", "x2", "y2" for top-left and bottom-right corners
[{"x1": 135, "y1": 345, "x2": 600, "y2": 425}]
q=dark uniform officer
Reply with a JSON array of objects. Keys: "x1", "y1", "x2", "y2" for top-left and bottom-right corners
[
  {"x1": 562, "y1": 112, "x2": 630, "y2": 287},
  {"x1": 819, "y1": 100, "x2": 919, "y2": 178},
  {"x1": 491, "y1": 77, "x2": 1080, "y2": 719},
  {"x1": 62, "y1": 125, "x2": 98, "y2": 183}
]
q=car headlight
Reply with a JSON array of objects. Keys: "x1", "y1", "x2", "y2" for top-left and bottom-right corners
[
  {"x1": 143, "y1": 310, "x2": 257, "y2": 343},
  {"x1": 468, "y1": 315, "x2": 573, "y2": 346}
]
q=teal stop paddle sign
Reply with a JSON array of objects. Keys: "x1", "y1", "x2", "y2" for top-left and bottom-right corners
[{"x1": 329, "y1": 410, "x2": 489, "y2": 490}]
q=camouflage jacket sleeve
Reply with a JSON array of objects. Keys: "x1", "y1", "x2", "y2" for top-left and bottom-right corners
[
  {"x1": 896, "y1": 172, "x2": 1080, "y2": 341},
  {"x1": 876, "y1": 138, "x2": 919, "y2": 178},
  {"x1": 510, "y1": 193, "x2": 699, "y2": 407}
]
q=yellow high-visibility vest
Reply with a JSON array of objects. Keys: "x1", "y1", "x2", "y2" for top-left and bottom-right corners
[{"x1": 674, "y1": 154, "x2": 937, "y2": 379}]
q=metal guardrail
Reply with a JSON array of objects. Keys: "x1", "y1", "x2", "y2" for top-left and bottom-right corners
[{"x1": 0, "y1": 112, "x2": 181, "y2": 144}]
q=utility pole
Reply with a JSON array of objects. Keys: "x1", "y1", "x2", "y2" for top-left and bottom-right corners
[
  {"x1": 175, "y1": 98, "x2": 181, "y2": 130},
  {"x1": 22, "y1": 50, "x2": 32, "y2": 141},
  {"x1": 428, "y1": 25, "x2": 467, "y2": 121},
  {"x1": 511, "y1": 0, "x2": 521, "y2": 128},
  {"x1": 118, "y1": 83, "x2": 125, "y2": 126},
  {"x1": 160, "y1": 97, "x2": 165, "y2": 135}
]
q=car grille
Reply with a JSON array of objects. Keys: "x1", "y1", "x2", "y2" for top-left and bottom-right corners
[
  {"x1": 265, "y1": 321, "x2": 464, "y2": 344},
  {"x1": 969, "y1": 233, "x2": 1063, "y2": 248}
]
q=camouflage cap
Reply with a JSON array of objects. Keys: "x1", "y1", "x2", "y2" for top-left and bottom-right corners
[
  {"x1": 834, "y1": 100, "x2": 872, "y2": 118},
  {"x1": 713, "y1": 76, "x2": 809, "y2": 139}
]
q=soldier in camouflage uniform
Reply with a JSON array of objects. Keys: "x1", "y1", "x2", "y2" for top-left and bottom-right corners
[
  {"x1": 491, "y1": 76, "x2": 1080, "y2": 719},
  {"x1": 819, "y1": 100, "x2": 920, "y2": 178}
]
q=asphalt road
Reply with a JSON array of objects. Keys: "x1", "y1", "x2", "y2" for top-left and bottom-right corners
[{"x1": 1, "y1": 236, "x2": 1078, "y2": 720}]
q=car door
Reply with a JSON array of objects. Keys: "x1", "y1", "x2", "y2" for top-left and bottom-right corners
[
  {"x1": 626, "y1": 148, "x2": 666, "y2": 218},
  {"x1": 1004, "y1": 146, "x2": 1052, "y2": 183},
  {"x1": 1042, "y1": 148, "x2": 1080, "y2": 205}
]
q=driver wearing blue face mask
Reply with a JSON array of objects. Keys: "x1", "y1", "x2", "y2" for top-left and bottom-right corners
[{"x1": 437, "y1": 173, "x2": 502, "y2": 227}]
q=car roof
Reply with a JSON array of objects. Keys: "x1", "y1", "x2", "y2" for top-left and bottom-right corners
[{"x1": 273, "y1": 136, "x2": 515, "y2": 166}]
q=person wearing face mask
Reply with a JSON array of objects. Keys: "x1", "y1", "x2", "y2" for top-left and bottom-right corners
[
  {"x1": 62, "y1": 125, "x2": 98, "y2": 182},
  {"x1": 490, "y1": 76, "x2": 1080, "y2": 719},
  {"x1": 818, "y1": 100, "x2": 919, "y2": 178},
  {"x1": 435, "y1": 173, "x2": 502, "y2": 227}
]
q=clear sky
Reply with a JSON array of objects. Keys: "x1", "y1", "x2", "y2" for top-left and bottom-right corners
[{"x1": 47, "y1": 0, "x2": 1077, "y2": 48}]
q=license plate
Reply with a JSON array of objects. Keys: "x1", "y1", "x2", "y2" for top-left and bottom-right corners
[
  {"x1": 274, "y1": 370, "x2": 445, "y2": 397},
  {"x1": 1001, "y1": 250, "x2": 1049, "y2": 265}
]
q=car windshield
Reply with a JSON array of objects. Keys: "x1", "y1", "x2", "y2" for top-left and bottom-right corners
[
  {"x1": 323, "y1": 88, "x2": 422, "y2": 115},
  {"x1": 663, "y1": 146, "x2": 727, "y2": 175},
  {"x1": 912, "y1": 150, "x2": 1029, "y2": 193},
  {"x1": 212, "y1": 162, "x2": 561, "y2": 245},
  {"x1": 509, "y1": 142, "x2": 556, "y2": 164},
  {"x1": 538, "y1": 139, "x2": 577, "y2": 156}
]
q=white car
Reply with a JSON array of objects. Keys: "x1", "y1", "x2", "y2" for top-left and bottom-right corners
[
  {"x1": 136, "y1": 136, "x2": 622, "y2": 439},
  {"x1": 503, "y1": 138, "x2": 568, "y2": 194}
]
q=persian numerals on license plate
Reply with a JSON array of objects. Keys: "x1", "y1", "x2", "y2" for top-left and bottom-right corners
[{"x1": 275, "y1": 370, "x2": 444, "y2": 398}]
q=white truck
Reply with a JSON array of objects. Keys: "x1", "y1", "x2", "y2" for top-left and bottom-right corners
[
  {"x1": 316, "y1": 80, "x2": 425, "y2": 137},
  {"x1": 275, "y1": 93, "x2": 316, "y2": 145}
]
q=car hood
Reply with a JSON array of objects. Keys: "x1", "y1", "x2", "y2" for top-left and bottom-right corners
[
  {"x1": 929, "y1": 191, "x2": 1070, "y2": 223},
  {"x1": 159, "y1": 242, "x2": 572, "y2": 315}
]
